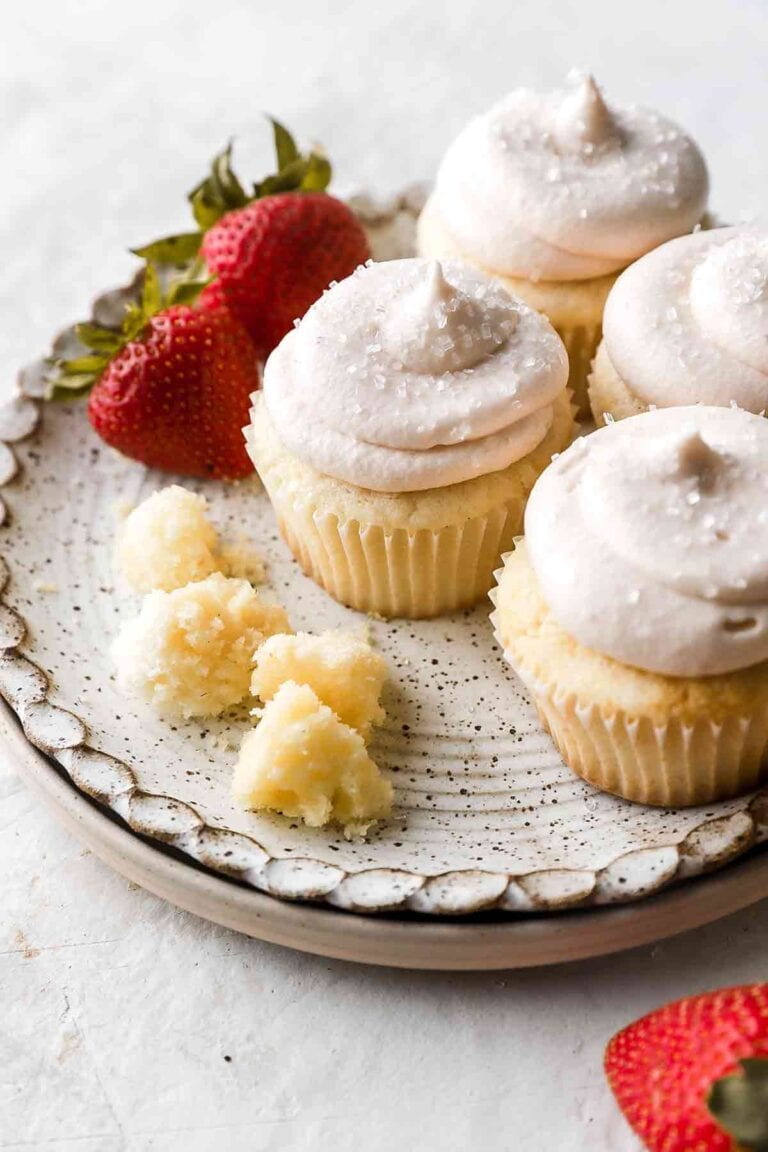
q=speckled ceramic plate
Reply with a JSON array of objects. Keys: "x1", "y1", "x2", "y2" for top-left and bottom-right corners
[{"x1": 2, "y1": 190, "x2": 768, "y2": 966}]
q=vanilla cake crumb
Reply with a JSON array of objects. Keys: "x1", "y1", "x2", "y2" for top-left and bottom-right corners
[
  {"x1": 232, "y1": 681, "x2": 392, "y2": 830},
  {"x1": 112, "y1": 572, "x2": 291, "y2": 718},
  {"x1": 116, "y1": 486, "x2": 268, "y2": 593},
  {"x1": 115, "y1": 486, "x2": 218, "y2": 593},
  {"x1": 113, "y1": 498, "x2": 135, "y2": 521},
  {"x1": 252, "y1": 630, "x2": 386, "y2": 736},
  {"x1": 33, "y1": 580, "x2": 58, "y2": 594}
]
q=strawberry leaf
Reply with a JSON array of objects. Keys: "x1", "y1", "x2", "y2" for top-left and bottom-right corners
[
  {"x1": 59, "y1": 355, "x2": 109, "y2": 375},
  {"x1": 211, "y1": 142, "x2": 248, "y2": 205},
  {"x1": 188, "y1": 141, "x2": 249, "y2": 230},
  {"x1": 301, "y1": 150, "x2": 331, "y2": 192},
  {"x1": 75, "y1": 323, "x2": 123, "y2": 355},
  {"x1": 189, "y1": 185, "x2": 224, "y2": 231},
  {"x1": 255, "y1": 156, "x2": 310, "y2": 198},
  {"x1": 45, "y1": 352, "x2": 108, "y2": 400},
  {"x1": 166, "y1": 276, "x2": 212, "y2": 307},
  {"x1": 131, "y1": 231, "x2": 203, "y2": 267},
  {"x1": 47, "y1": 373, "x2": 100, "y2": 400},
  {"x1": 254, "y1": 148, "x2": 331, "y2": 198},
  {"x1": 141, "y1": 264, "x2": 163, "y2": 316},
  {"x1": 269, "y1": 117, "x2": 300, "y2": 169},
  {"x1": 708, "y1": 1058, "x2": 768, "y2": 1150}
]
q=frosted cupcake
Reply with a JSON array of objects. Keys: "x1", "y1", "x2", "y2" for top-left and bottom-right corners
[
  {"x1": 492, "y1": 405, "x2": 768, "y2": 808},
  {"x1": 418, "y1": 73, "x2": 709, "y2": 414},
  {"x1": 589, "y1": 227, "x2": 768, "y2": 425},
  {"x1": 246, "y1": 258, "x2": 572, "y2": 619}
]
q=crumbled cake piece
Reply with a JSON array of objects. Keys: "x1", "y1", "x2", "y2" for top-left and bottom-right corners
[
  {"x1": 33, "y1": 580, "x2": 58, "y2": 594},
  {"x1": 112, "y1": 572, "x2": 291, "y2": 718},
  {"x1": 115, "y1": 486, "x2": 218, "y2": 593},
  {"x1": 251, "y1": 630, "x2": 386, "y2": 736},
  {"x1": 115, "y1": 486, "x2": 268, "y2": 593},
  {"x1": 232, "y1": 681, "x2": 392, "y2": 829},
  {"x1": 217, "y1": 535, "x2": 268, "y2": 584}
]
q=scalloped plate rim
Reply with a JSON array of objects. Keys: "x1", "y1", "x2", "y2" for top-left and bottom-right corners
[{"x1": 7, "y1": 701, "x2": 768, "y2": 970}]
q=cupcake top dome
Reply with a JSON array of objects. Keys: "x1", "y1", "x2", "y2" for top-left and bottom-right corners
[
  {"x1": 525, "y1": 405, "x2": 768, "y2": 677},
  {"x1": 261, "y1": 258, "x2": 568, "y2": 492},
  {"x1": 430, "y1": 73, "x2": 709, "y2": 282},
  {"x1": 603, "y1": 227, "x2": 768, "y2": 411}
]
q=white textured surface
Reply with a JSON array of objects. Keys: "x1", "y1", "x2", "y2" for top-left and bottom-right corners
[{"x1": 2, "y1": 1, "x2": 768, "y2": 1148}]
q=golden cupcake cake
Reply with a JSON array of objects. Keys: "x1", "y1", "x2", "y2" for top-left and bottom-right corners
[
  {"x1": 246, "y1": 257, "x2": 573, "y2": 619},
  {"x1": 589, "y1": 226, "x2": 768, "y2": 424},
  {"x1": 418, "y1": 73, "x2": 709, "y2": 414},
  {"x1": 492, "y1": 404, "x2": 768, "y2": 808}
]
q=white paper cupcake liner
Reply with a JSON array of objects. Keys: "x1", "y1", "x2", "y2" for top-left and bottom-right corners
[
  {"x1": 556, "y1": 320, "x2": 602, "y2": 419},
  {"x1": 586, "y1": 339, "x2": 646, "y2": 426},
  {"x1": 490, "y1": 558, "x2": 768, "y2": 807},
  {"x1": 275, "y1": 499, "x2": 520, "y2": 619}
]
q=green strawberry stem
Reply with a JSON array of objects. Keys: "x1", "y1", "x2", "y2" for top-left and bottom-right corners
[
  {"x1": 50, "y1": 117, "x2": 330, "y2": 400},
  {"x1": 46, "y1": 263, "x2": 211, "y2": 399},
  {"x1": 132, "y1": 118, "x2": 332, "y2": 267},
  {"x1": 708, "y1": 1058, "x2": 768, "y2": 1150}
]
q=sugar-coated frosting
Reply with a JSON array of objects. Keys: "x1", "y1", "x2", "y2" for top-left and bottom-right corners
[
  {"x1": 525, "y1": 406, "x2": 768, "y2": 677},
  {"x1": 603, "y1": 227, "x2": 768, "y2": 411},
  {"x1": 261, "y1": 259, "x2": 568, "y2": 492},
  {"x1": 430, "y1": 73, "x2": 709, "y2": 282}
]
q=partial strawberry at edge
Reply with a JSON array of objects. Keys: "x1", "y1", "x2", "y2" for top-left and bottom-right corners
[
  {"x1": 605, "y1": 984, "x2": 768, "y2": 1152},
  {"x1": 87, "y1": 301, "x2": 259, "y2": 480},
  {"x1": 202, "y1": 191, "x2": 370, "y2": 354}
]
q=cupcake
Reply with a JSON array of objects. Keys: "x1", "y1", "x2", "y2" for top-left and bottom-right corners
[
  {"x1": 246, "y1": 258, "x2": 572, "y2": 619},
  {"x1": 418, "y1": 73, "x2": 709, "y2": 415},
  {"x1": 589, "y1": 227, "x2": 768, "y2": 425},
  {"x1": 492, "y1": 405, "x2": 768, "y2": 808}
]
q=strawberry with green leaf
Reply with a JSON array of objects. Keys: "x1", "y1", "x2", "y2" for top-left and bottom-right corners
[
  {"x1": 605, "y1": 983, "x2": 768, "y2": 1150},
  {"x1": 135, "y1": 120, "x2": 371, "y2": 356},
  {"x1": 51, "y1": 266, "x2": 259, "y2": 480}
]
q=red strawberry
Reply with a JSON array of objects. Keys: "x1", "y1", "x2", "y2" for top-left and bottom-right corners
[
  {"x1": 605, "y1": 984, "x2": 768, "y2": 1151},
  {"x1": 51, "y1": 267, "x2": 259, "y2": 480},
  {"x1": 134, "y1": 119, "x2": 371, "y2": 356},
  {"x1": 202, "y1": 191, "x2": 369, "y2": 353},
  {"x1": 197, "y1": 277, "x2": 230, "y2": 315}
]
